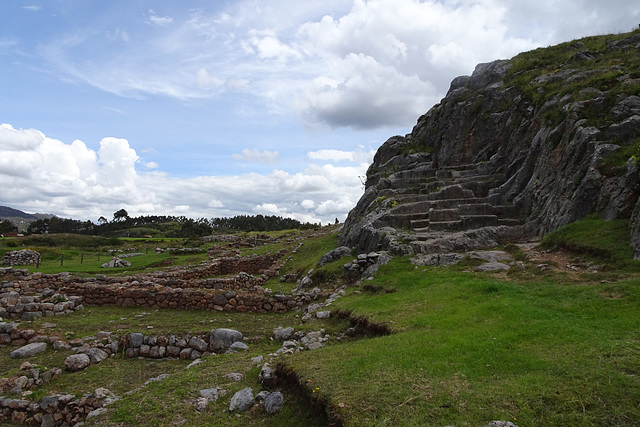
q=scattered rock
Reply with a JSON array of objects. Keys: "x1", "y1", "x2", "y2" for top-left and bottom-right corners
[
  {"x1": 229, "y1": 387, "x2": 254, "y2": 412},
  {"x1": 86, "y1": 348, "x2": 109, "y2": 364},
  {"x1": 273, "y1": 327, "x2": 294, "y2": 341},
  {"x1": 225, "y1": 373, "x2": 244, "y2": 382},
  {"x1": 476, "y1": 262, "x2": 511, "y2": 271},
  {"x1": 484, "y1": 422, "x2": 519, "y2": 427},
  {"x1": 65, "y1": 354, "x2": 91, "y2": 372},
  {"x1": 264, "y1": 391, "x2": 284, "y2": 414},
  {"x1": 210, "y1": 328, "x2": 243, "y2": 353},
  {"x1": 229, "y1": 341, "x2": 249, "y2": 352},
  {"x1": 259, "y1": 363, "x2": 277, "y2": 389},
  {"x1": 200, "y1": 387, "x2": 225, "y2": 403},
  {"x1": 10, "y1": 342, "x2": 47, "y2": 359}
]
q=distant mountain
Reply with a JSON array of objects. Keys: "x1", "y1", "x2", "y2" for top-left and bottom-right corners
[{"x1": 0, "y1": 206, "x2": 36, "y2": 220}]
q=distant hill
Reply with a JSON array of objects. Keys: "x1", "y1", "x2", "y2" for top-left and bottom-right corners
[
  {"x1": 0, "y1": 206, "x2": 54, "y2": 232},
  {"x1": 0, "y1": 206, "x2": 36, "y2": 220}
]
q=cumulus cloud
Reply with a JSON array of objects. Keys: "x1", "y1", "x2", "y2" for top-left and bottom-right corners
[
  {"x1": 233, "y1": 148, "x2": 280, "y2": 163},
  {"x1": 0, "y1": 124, "x2": 366, "y2": 223},
  {"x1": 35, "y1": 0, "x2": 639, "y2": 129}
]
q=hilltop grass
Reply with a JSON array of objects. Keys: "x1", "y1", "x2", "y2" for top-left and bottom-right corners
[{"x1": 540, "y1": 214, "x2": 638, "y2": 267}]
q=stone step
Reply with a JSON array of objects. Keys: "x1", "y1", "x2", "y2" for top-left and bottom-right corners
[
  {"x1": 411, "y1": 219, "x2": 430, "y2": 229},
  {"x1": 429, "y1": 208, "x2": 460, "y2": 222},
  {"x1": 424, "y1": 184, "x2": 475, "y2": 200},
  {"x1": 460, "y1": 215, "x2": 499, "y2": 229},
  {"x1": 428, "y1": 220, "x2": 462, "y2": 232},
  {"x1": 392, "y1": 167, "x2": 437, "y2": 180},
  {"x1": 498, "y1": 218, "x2": 524, "y2": 226}
]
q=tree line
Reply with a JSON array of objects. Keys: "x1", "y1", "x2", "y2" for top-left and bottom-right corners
[{"x1": 21, "y1": 209, "x2": 320, "y2": 238}]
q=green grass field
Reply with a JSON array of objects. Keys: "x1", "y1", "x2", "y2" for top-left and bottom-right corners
[{"x1": 1, "y1": 220, "x2": 639, "y2": 426}]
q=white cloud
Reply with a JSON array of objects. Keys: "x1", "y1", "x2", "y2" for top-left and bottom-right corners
[
  {"x1": 146, "y1": 9, "x2": 174, "y2": 26},
  {"x1": 233, "y1": 148, "x2": 280, "y2": 163},
  {"x1": 35, "y1": 0, "x2": 639, "y2": 129},
  {"x1": 301, "y1": 199, "x2": 315, "y2": 209},
  {"x1": 0, "y1": 124, "x2": 365, "y2": 223},
  {"x1": 308, "y1": 148, "x2": 375, "y2": 164},
  {"x1": 22, "y1": 5, "x2": 41, "y2": 11}
]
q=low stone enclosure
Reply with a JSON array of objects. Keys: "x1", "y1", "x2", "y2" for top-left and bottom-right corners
[{"x1": 0, "y1": 249, "x2": 333, "y2": 319}]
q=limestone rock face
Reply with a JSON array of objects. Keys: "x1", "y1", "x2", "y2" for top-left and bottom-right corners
[{"x1": 341, "y1": 31, "x2": 640, "y2": 257}]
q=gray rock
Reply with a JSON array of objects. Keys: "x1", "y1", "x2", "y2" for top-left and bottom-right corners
[
  {"x1": 209, "y1": 328, "x2": 243, "y2": 353},
  {"x1": 189, "y1": 336, "x2": 208, "y2": 352},
  {"x1": 86, "y1": 347, "x2": 109, "y2": 364},
  {"x1": 259, "y1": 363, "x2": 277, "y2": 388},
  {"x1": 317, "y1": 246, "x2": 351, "y2": 266},
  {"x1": 65, "y1": 353, "x2": 91, "y2": 372},
  {"x1": 264, "y1": 391, "x2": 284, "y2": 414},
  {"x1": 316, "y1": 311, "x2": 330, "y2": 319},
  {"x1": 225, "y1": 372, "x2": 244, "y2": 382},
  {"x1": 255, "y1": 390, "x2": 270, "y2": 402},
  {"x1": 484, "y1": 422, "x2": 518, "y2": 427},
  {"x1": 273, "y1": 326, "x2": 294, "y2": 341},
  {"x1": 10, "y1": 342, "x2": 47, "y2": 359},
  {"x1": 230, "y1": 341, "x2": 249, "y2": 351},
  {"x1": 200, "y1": 387, "x2": 225, "y2": 402},
  {"x1": 476, "y1": 262, "x2": 511, "y2": 271},
  {"x1": 229, "y1": 387, "x2": 254, "y2": 412},
  {"x1": 86, "y1": 407, "x2": 109, "y2": 419},
  {"x1": 129, "y1": 332, "x2": 144, "y2": 348},
  {"x1": 194, "y1": 397, "x2": 209, "y2": 412}
]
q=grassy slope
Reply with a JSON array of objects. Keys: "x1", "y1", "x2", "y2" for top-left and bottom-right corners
[{"x1": 283, "y1": 218, "x2": 640, "y2": 426}]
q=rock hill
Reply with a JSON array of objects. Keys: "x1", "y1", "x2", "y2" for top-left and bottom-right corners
[{"x1": 341, "y1": 30, "x2": 640, "y2": 258}]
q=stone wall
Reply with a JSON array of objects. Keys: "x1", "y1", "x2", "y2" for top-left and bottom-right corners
[
  {"x1": 1, "y1": 250, "x2": 40, "y2": 266},
  {"x1": 57, "y1": 282, "x2": 314, "y2": 313},
  {"x1": 0, "y1": 389, "x2": 114, "y2": 426}
]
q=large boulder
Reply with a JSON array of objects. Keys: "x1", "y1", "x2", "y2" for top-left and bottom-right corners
[
  {"x1": 10, "y1": 342, "x2": 47, "y2": 359},
  {"x1": 209, "y1": 328, "x2": 243, "y2": 354},
  {"x1": 229, "y1": 387, "x2": 254, "y2": 412},
  {"x1": 65, "y1": 354, "x2": 91, "y2": 372}
]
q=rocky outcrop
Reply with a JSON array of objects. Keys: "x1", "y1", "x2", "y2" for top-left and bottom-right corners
[{"x1": 342, "y1": 30, "x2": 640, "y2": 257}]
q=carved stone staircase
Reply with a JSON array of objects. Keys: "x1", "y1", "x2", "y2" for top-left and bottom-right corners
[{"x1": 375, "y1": 162, "x2": 523, "y2": 241}]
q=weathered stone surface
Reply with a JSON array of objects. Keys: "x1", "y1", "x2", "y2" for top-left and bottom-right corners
[
  {"x1": 65, "y1": 354, "x2": 91, "y2": 372},
  {"x1": 273, "y1": 327, "x2": 294, "y2": 341},
  {"x1": 229, "y1": 341, "x2": 249, "y2": 351},
  {"x1": 86, "y1": 348, "x2": 109, "y2": 364},
  {"x1": 264, "y1": 391, "x2": 284, "y2": 414},
  {"x1": 229, "y1": 387, "x2": 254, "y2": 412},
  {"x1": 10, "y1": 342, "x2": 47, "y2": 359},
  {"x1": 199, "y1": 387, "x2": 225, "y2": 403},
  {"x1": 339, "y1": 31, "x2": 640, "y2": 259},
  {"x1": 129, "y1": 332, "x2": 144, "y2": 348},
  {"x1": 317, "y1": 246, "x2": 351, "y2": 266},
  {"x1": 209, "y1": 328, "x2": 243, "y2": 353},
  {"x1": 188, "y1": 337, "x2": 208, "y2": 352},
  {"x1": 259, "y1": 363, "x2": 277, "y2": 388}
]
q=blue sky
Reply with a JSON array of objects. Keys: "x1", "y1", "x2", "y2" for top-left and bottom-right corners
[{"x1": 1, "y1": 1, "x2": 638, "y2": 224}]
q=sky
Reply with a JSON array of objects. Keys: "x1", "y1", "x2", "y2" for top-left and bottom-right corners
[{"x1": 1, "y1": 0, "x2": 638, "y2": 225}]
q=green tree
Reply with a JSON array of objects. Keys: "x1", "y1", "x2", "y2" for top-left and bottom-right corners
[
  {"x1": 113, "y1": 209, "x2": 129, "y2": 222},
  {"x1": 0, "y1": 220, "x2": 18, "y2": 234}
]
